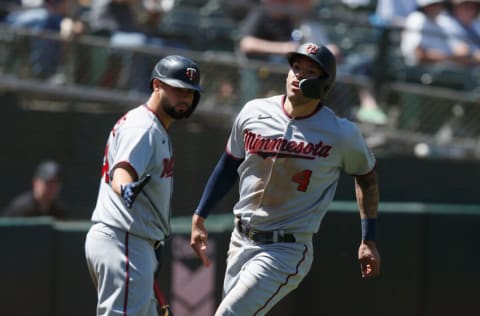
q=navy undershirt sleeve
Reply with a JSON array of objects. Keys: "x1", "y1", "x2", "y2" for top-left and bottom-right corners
[{"x1": 194, "y1": 152, "x2": 242, "y2": 218}]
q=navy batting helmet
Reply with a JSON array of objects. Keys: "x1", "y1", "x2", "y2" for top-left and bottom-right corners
[
  {"x1": 151, "y1": 55, "x2": 202, "y2": 117},
  {"x1": 286, "y1": 43, "x2": 336, "y2": 99}
]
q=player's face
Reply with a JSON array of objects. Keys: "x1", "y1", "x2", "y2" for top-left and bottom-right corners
[
  {"x1": 33, "y1": 178, "x2": 61, "y2": 203},
  {"x1": 160, "y1": 84, "x2": 195, "y2": 120},
  {"x1": 286, "y1": 57, "x2": 324, "y2": 99},
  {"x1": 454, "y1": 2, "x2": 480, "y2": 22}
]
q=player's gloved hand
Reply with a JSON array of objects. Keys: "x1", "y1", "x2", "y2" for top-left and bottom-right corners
[
  {"x1": 121, "y1": 174, "x2": 151, "y2": 208},
  {"x1": 161, "y1": 304, "x2": 174, "y2": 316}
]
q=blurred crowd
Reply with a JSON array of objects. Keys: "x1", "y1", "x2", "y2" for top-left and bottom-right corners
[
  {"x1": 1, "y1": 0, "x2": 480, "y2": 221},
  {"x1": 1, "y1": 0, "x2": 480, "y2": 125}
]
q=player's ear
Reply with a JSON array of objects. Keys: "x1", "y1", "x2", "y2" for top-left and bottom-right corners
[{"x1": 152, "y1": 78, "x2": 162, "y2": 91}]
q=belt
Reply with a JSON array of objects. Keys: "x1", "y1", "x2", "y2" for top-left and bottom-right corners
[
  {"x1": 236, "y1": 217, "x2": 296, "y2": 244},
  {"x1": 153, "y1": 240, "x2": 163, "y2": 249}
]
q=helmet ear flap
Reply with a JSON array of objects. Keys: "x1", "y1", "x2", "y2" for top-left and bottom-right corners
[
  {"x1": 184, "y1": 91, "x2": 201, "y2": 118},
  {"x1": 299, "y1": 76, "x2": 333, "y2": 99}
]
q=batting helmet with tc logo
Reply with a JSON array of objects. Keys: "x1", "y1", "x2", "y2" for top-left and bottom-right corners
[
  {"x1": 286, "y1": 43, "x2": 336, "y2": 100},
  {"x1": 150, "y1": 55, "x2": 203, "y2": 117}
]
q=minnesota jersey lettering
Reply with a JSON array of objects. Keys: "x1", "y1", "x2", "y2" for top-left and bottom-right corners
[{"x1": 244, "y1": 130, "x2": 332, "y2": 159}]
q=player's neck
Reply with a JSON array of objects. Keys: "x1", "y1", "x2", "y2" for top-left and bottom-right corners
[
  {"x1": 145, "y1": 96, "x2": 174, "y2": 129},
  {"x1": 284, "y1": 97, "x2": 321, "y2": 118}
]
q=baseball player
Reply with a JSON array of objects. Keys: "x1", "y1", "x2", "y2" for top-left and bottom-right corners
[
  {"x1": 85, "y1": 55, "x2": 202, "y2": 316},
  {"x1": 190, "y1": 43, "x2": 381, "y2": 315}
]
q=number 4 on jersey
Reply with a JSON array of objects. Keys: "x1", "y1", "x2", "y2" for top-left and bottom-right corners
[{"x1": 292, "y1": 170, "x2": 312, "y2": 192}]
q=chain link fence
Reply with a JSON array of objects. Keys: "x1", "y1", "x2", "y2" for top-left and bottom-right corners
[{"x1": 0, "y1": 2, "x2": 479, "y2": 159}]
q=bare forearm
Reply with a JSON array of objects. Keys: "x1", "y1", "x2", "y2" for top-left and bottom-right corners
[
  {"x1": 111, "y1": 163, "x2": 136, "y2": 194},
  {"x1": 354, "y1": 171, "x2": 379, "y2": 219},
  {"x1": 239, "y1": 36, "x2": 298, "y2": 55}
]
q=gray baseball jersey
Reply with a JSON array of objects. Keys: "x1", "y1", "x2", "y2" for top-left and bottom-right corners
[
  {"x1": 91, "y1": 104, "x2": 174, "y2": 242},
  {"x1": 227, "y1": 95, "x2": 375, "y2": 233}
]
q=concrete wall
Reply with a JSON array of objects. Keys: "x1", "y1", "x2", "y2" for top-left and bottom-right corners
[{"x1": 1, "y1": 203, "x2": 479, "y2": 316}]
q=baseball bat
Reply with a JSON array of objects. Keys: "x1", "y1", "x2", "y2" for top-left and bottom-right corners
[{"x1": 154, "y1": 279, "x2": 174, "y2": 316}]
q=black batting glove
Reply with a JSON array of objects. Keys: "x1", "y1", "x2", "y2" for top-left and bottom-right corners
[{"x1": 120, "y1": 174, "x2": 151, "y2": 208}]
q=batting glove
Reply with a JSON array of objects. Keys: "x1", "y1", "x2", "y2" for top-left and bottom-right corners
[
  {"x1": 161, "y1": 304, "x2": 174, "y2": 316},
  {"x1": 121, "y1": 174, "x2": 151, "y2": 208}
]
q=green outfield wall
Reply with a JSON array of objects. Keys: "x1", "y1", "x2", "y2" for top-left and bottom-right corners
[{"x1": 1, "y1": 202, "x2": 479, "y2": 316}]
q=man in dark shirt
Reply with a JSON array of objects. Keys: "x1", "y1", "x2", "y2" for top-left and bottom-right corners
[
  {"x1": 236, "y1": 0, "x2": 300, "y2": 106},
  {"x1": 2, "y1": 160, "x2": 67, "y2": 220}
]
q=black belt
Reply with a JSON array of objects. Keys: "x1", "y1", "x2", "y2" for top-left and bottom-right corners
[{"x1": 236, "y1": 217, "x2": 296, "y2": 244}]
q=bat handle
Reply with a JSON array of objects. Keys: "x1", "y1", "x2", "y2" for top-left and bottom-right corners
[{"x1": 154, "y1": 280, "x2": 167, "y2": 306}]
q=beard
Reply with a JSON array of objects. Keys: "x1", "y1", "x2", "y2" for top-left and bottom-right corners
[{"x1": 161, "y1": 98, "x2": 191, "y2": 120}]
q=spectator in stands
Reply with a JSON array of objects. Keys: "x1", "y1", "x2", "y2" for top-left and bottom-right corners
[
  {"x1": 88, "y1": 0, "x2": 171, "y2": 94},
  {"x1": 238, "y1": 0, "x2": 384, "y2": 122},
  {"x1": 401, "y1": 0, "x2": 480, "y2": 89},
  {"x1": 59, "y1": 0, "x2": 89, "y2": 39},
  {"x1": 88, "y1": 0, "x2": 144, "y2": 92},
  {"x1": 440, "y1": 0, "x2": 480, "y2": 69},
  {"x1": 0, "y1": 0, "x2": 21, "y2": 20},
  {"x1": 2, "y1": 160, "x2": 68, "y2": 220},
  {"x1": 237, "y1": 0, "x2": 342, "y2": 107},
  {"x1": 341, "y1": 0, "x2": 371, "y2": 10},
  {"x1": 236, "y1": 0, "x2": 299, "y2": 106},
  {"x1": 336, "y1": 0, "x2": 418, "y2": 125},
  {"x1": 341, "y1": 0, "x2": 418, "y2": 125},
  {"x1": 317, "y1": 0, "x2": 388, "y2": 125},
  {"x1": 139, "y1": 0, "x2": 171, "y2": 38},
  {"x1": 293, "y1": 0, "x2": 389, "y2": 124},
  {"x1": 4, "y1": 0, "x2": 69, "y2": 81},
  {"x1": 401, "y1": 0, "x2": 450, "y2": 67},
  {"x1": 88, "y1": 0, "x2": 136, "y2": 36},
  {"x1": 373, "y1": 0, "x2": 417, "y2": 27},
  {"x1": 290, "y1": 0, "x2": 341, "y2": 57},
  {"x1": 238, "y1": 0, "x2": 299, "y2": 62},
  {"x1": 219, "y1": 0, "x2": 259, "y2": 22}
]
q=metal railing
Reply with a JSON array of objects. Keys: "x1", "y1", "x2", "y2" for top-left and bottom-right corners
[{"x1": 0, "y1": 12, "x2": 479, "y2": 160}]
